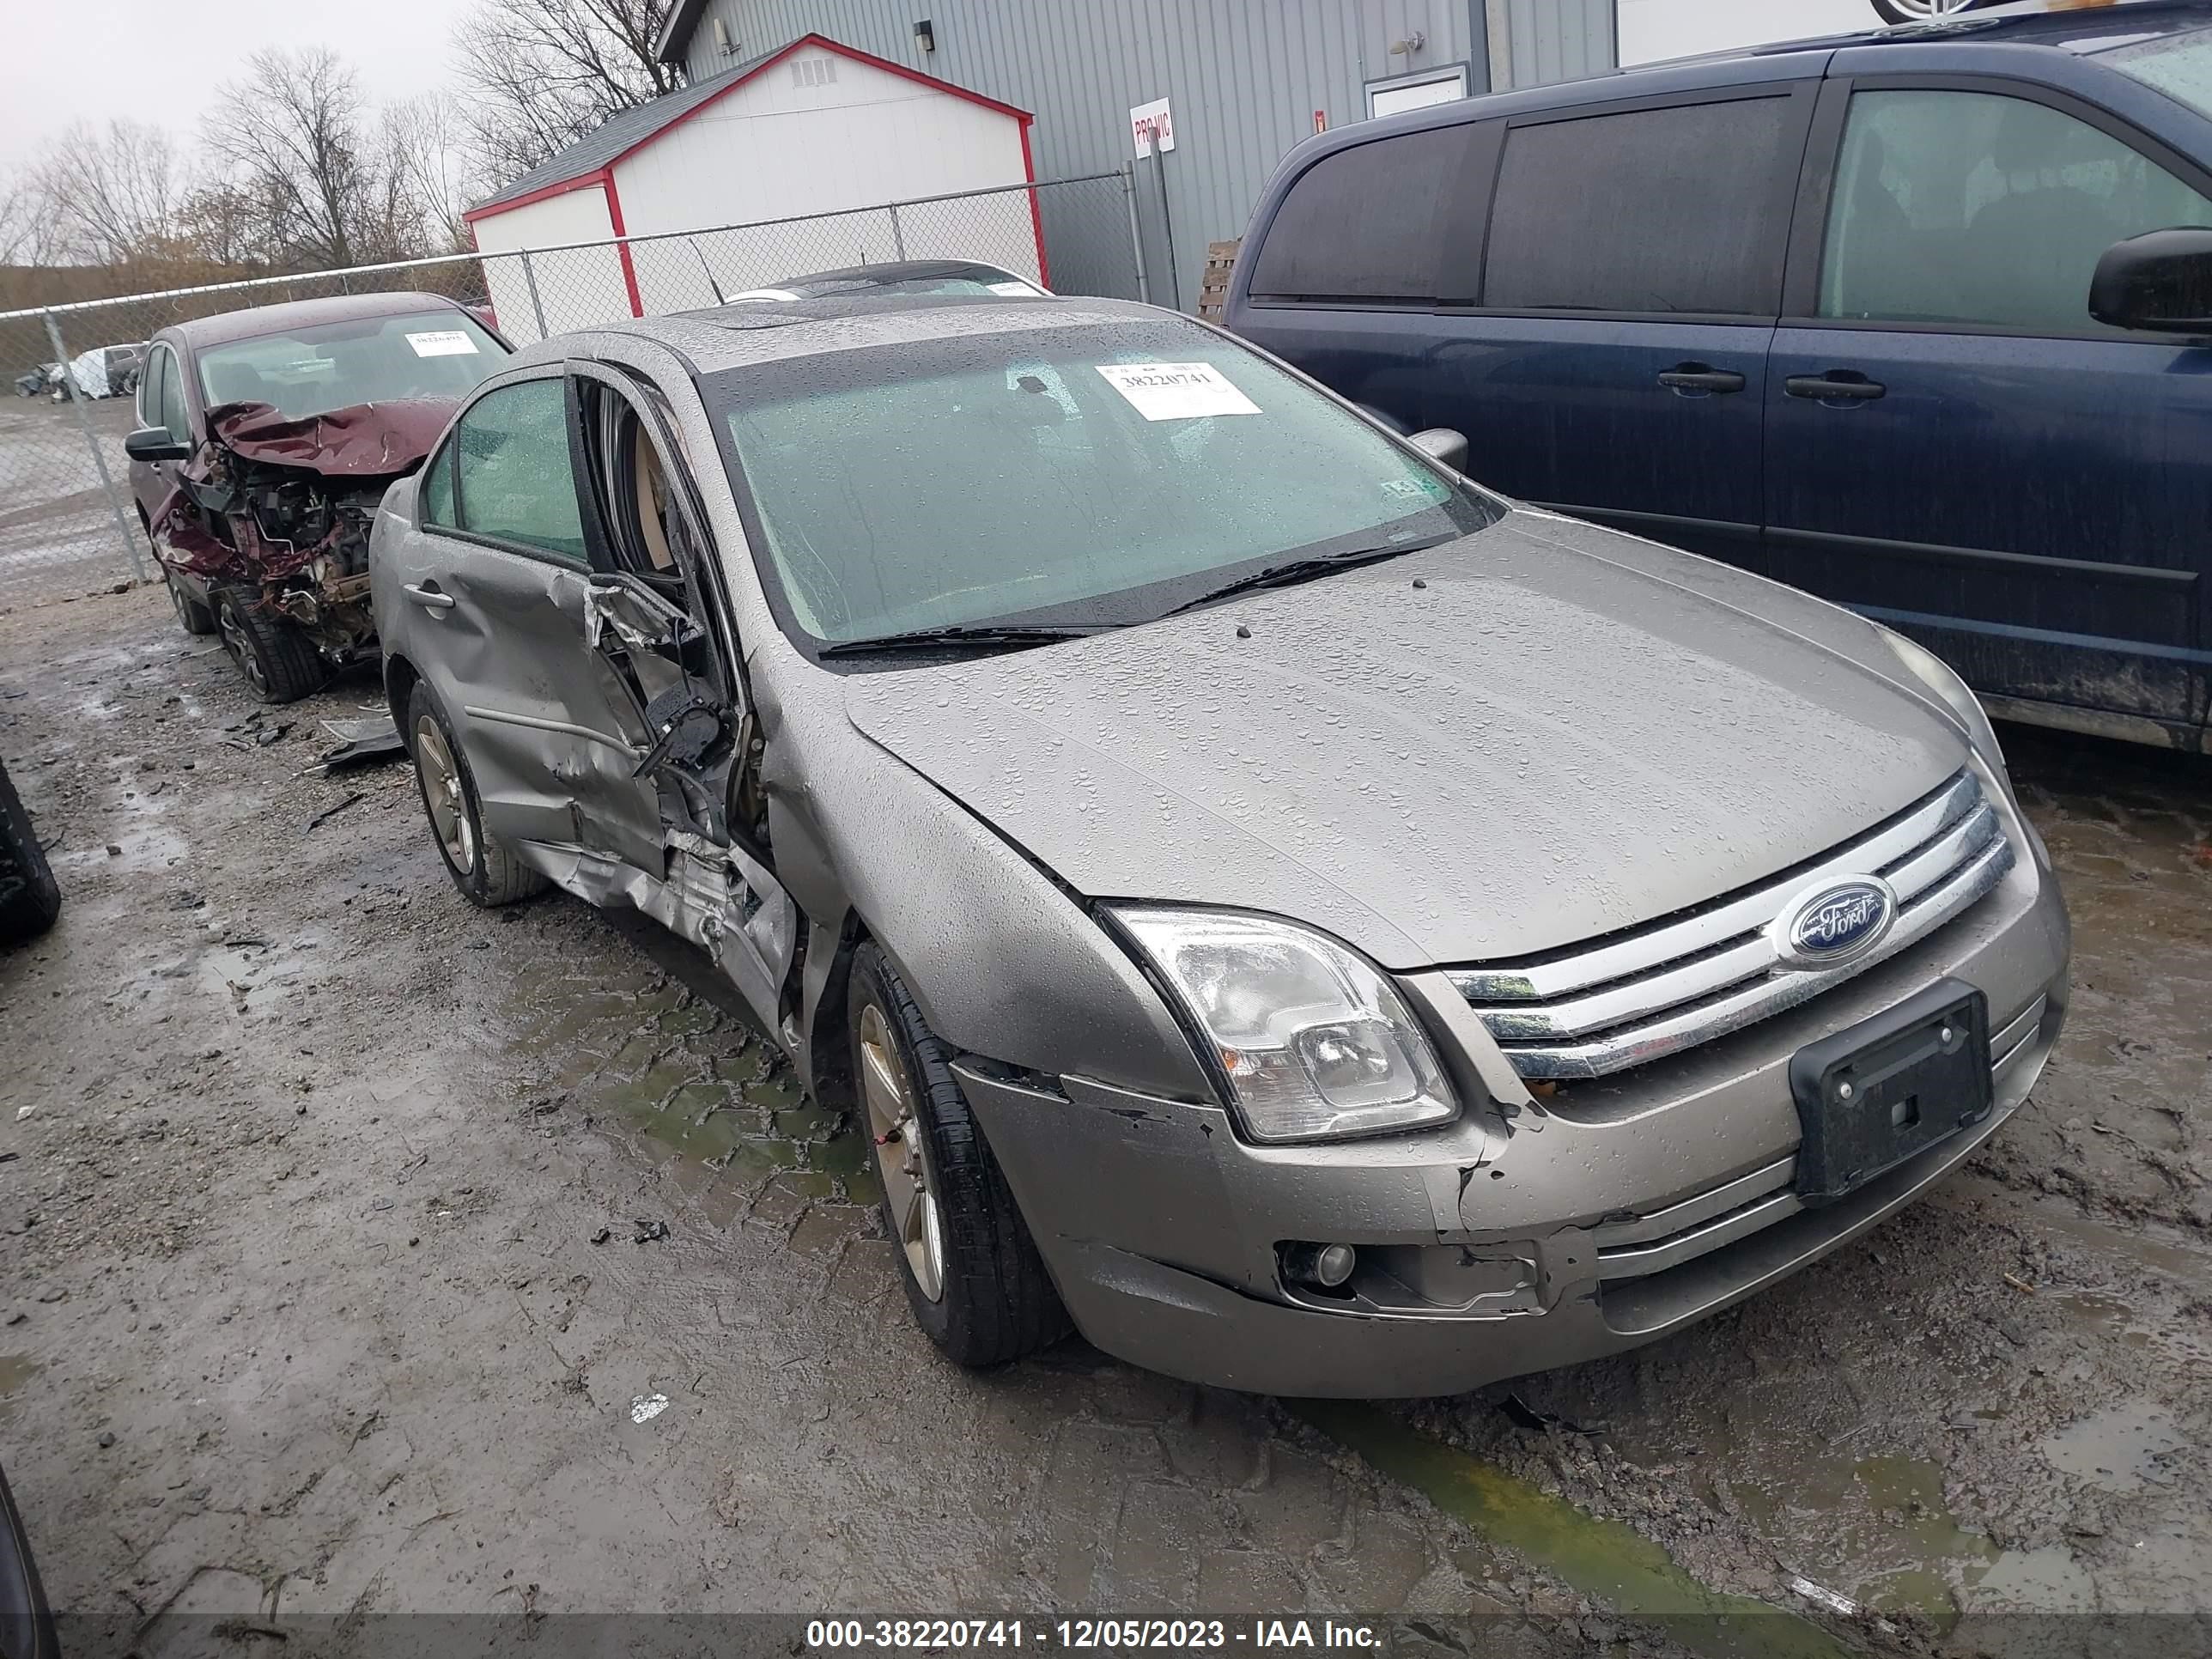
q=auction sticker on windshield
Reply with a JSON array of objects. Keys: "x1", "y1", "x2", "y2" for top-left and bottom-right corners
[
  {"x1": 405, "y1": 331, "x2": 480, "y2": 357},
  {"x1": 1097, "y1": 362, "x2": 1260, "y2": 422}
]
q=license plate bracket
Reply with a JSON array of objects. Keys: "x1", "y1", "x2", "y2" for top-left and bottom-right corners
[{"x1": 1789, "y1": 977, "x2": 1992, "y2": 1206}]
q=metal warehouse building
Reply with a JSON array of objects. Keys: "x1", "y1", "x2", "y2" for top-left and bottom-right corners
[{"x1": 653, "y1": 1, "x2": 1620, "y2": 309}]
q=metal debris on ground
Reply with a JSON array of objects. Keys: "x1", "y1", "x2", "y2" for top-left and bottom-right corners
[
  {"x1": 632, "y1": 1218, "x2": 669, "y2": 1243},
  {"x1": 316, "y1": 712, "x2": 406, "y2": 773}
]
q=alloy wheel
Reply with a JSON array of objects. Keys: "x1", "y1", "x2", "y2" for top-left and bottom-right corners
[
  {"x1": 1886, "y1": 0, "x2": 1976, "y2": 16},
  {"x1": 858, "y1": 1001, "x2": 946, "y2": 1303},
  {"x1": 413, "y1": 717, "x2": 477, "y2": 875},
  {"x1": 216, "y1": 597, "x2": 268, "y2": 695}
]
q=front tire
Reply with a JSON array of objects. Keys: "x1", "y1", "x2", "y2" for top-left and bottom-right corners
[
  {"x1": 0, "y1": 759, "x2": 62, "y2": 945},
  {"x1": 406, "y1": 680, "x2": 546, "y2": 908},
  {"x1": 850, "y1": 944, "x2": 1067, "y2": 1367},
  {"x1": 214, "y1": 585, "x2": 325, "y2": 702}
]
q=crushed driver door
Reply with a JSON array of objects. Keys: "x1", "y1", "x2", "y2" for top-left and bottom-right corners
[{"x1": 569, "y1": 360, "x2": 797, "y2": 1038}]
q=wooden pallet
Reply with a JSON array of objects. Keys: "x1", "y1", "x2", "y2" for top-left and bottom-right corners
[{"x1": 1197, "y1": 237, "x2": 1240, "y2": 319}]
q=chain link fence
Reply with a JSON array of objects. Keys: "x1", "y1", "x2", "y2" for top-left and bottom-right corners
[{"x1": 0, "y1": 171, "x2": 1145, "y2": 605}]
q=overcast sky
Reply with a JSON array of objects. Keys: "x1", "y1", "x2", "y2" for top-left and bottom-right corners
[{"x1": 1, "y1": 0, "x2": 468, "y2": 171}]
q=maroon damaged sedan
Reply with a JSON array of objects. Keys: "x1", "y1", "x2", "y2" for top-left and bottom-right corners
[{"x1": 125, "y1": 293, "x2": 507, "y2": 702}]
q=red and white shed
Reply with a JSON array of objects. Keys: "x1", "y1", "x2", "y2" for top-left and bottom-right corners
[{"x1": 465, "y1": 33, "x2": 1042, "y2": 339}]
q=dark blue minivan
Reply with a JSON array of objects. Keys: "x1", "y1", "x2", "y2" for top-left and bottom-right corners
[{"x1": 1226, "y1": 0, "x2": 2212, "y2": 752}]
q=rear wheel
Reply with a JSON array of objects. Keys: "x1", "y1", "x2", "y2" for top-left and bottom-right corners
[
  {"x1": 850, "y1": 944, "x2": 1067, "y2": 1366},
  {"x1": 406, "y1": 680, "x2": 546, "y2": 908},
  {"x1": 214, "y1": 585, "x2": 325, "y2": 702},
  {"x1": 0, "y1": 759, "x2": 62, "y2": 945}
]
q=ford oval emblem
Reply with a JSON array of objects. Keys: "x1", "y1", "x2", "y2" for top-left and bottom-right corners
[{"x1": 1771, "y1": 877, "x2": 1898, "y2": 969}]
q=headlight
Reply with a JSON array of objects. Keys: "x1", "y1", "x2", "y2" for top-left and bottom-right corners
[
  {"x1": 1113, "y1": 907, "x2": 1456, "y2": 1143},
  {"x1": 1875, "y1": 626, "x2": 2009, "y2": 777}
]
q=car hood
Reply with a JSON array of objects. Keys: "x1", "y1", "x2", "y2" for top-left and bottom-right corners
[
  {"x1": 206, "y1": 397, "x2": 456, "y2": 478},
  {"x1": 841, "y1": 509, "x2": 1967, "y2": 969}
]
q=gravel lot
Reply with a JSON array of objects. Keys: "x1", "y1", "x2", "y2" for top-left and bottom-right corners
[{"x1": 2, "y1": 583, "x2": 2207, "y2": 1654}]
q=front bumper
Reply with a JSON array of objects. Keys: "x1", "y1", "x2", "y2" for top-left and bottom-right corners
[{"x1": 959, "y1": 839, "x2": 2069, "y2": 1398}]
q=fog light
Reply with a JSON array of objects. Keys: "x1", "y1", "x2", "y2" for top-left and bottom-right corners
[{"x1": 1283, "y1": 1242, "x2": 1358, "y2": 1290}]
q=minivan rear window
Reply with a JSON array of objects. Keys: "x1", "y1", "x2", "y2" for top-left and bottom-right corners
[
  {"x1": 1483, "y1": 96, "x2": 1799, "y2": 316},
  {"x1": 1247, "y1": 126, "x2": 1468, "y2": 302}
]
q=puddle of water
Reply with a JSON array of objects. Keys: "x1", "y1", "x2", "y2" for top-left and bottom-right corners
[
  {"x1": 0, "y1": 1353, "x2": 40, "y2": 1419},
  {"x1": 1296, "y1": 1402, "x2": 1854, "y2": 1659},
  {"x1": 1848, "y1": 1455, "x2": 2000, "y2": 1622},
  {"x1": 1965, "y1": 1544, "x2": 2097, "y2": 1613},
  {"x1": 55, "y1": 823, "x2": 190, "y2": 875},
  {"x1": 193, "y1": 939, "x2": 312, "y2": 1005},
  {"x1": 2038, "y1": 1400, "x2": 2183, "y2": 1494}
]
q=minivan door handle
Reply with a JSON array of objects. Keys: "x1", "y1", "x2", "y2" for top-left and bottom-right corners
[
  {"x1": 402, "y1": 582, "x2": 456, "y2": 611},
  {"x1": 1784, "y1": 372, "x2": 1886, "y2": 402},
  {"x1": 1656, "y1": 363, "x2": 1747, "y2": 395}
]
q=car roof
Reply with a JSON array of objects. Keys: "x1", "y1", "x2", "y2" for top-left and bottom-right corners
[
  {"x1": 562, "y1": 293, "x2": 1166, "y2": 376},
  {"x1": 1664, "y1": 0, "x2": 2212, "y2": 69},
  {"x1": 164, "y1": 290, "x2": 473, "y2": 350},
  {"x1": 769, "y1": 258, "x2": 1024, "y2": 288}
]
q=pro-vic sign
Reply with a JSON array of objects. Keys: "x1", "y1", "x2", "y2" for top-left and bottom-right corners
[{"x1": 1129, "y1": 97, "x2": 1175, "y2": 157}]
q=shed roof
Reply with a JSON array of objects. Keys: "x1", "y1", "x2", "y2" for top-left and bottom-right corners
[{"x1": 467, "y1": 33, "x2": 1033, "y2": 221}]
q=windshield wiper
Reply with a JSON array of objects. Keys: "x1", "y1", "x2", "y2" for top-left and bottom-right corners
[
  {"x1": 817, "y1": 623, "x2": 1101, "y2": 659},
  {"x1": 1163, "y1": 538, "x2": 1445, "y2": 617}
]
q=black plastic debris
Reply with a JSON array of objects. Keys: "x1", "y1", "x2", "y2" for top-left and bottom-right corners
[
  {"x1": 1497, "y1": 1392, "x2": 1601, "y2": 1437},
  {"x1": 306, "y1": 793, "x2": 366, "y2": 832}
]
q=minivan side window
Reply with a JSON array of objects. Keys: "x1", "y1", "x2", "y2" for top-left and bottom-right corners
[
  {"x1": 1482, "y1": 96, "x2": 1801, "y2": 315},
  {"x1": 1820, "y1": 89, "x2": 2212, "y2": 334},
  {"x1": 1246, "y1": 126, "x2": 1468, "y2": 302},
  {"x1": 448, "y1": 379, "x2": 587, "y2": 560}
]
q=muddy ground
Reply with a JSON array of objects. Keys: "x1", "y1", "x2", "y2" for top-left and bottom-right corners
[{"x1": 2, "y1": 585, "x2": 2208, "y2": 1656}]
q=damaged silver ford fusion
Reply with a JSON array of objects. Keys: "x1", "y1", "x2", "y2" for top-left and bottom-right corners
[
  {"x1": 370, "y1": 290, "x2": 2070, "y2": 1398},
  {"x1": 125, "y1": 294, "x2": 507, "y2": 701}
]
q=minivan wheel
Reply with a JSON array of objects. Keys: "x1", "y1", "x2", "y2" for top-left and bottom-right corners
[
  {"x1": 213, "y1": 585, "x2": 326, "y2": 702},
  {"x1": 405, "y1": 680, "x2": 547, "y2": 908},
  {"x1": 848, "y1": 943, "x2": 1068, "y2": 1367},
  {"x1": 1870, "y1": 0, "x2": 1978, "y2": 21},
  {"x1": 163, "y1": 567, "x2": 216, "y2": 635},
  {"x1": 0, "y1": 760, "x2": 62, "y2": 945}
]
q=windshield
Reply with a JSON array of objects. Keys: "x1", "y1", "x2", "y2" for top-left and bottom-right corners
[
  {"x1": 705, "y1": 318, "x2": 1499, "y2": 648},
  {"x1": 195, "y1": 308, "x2": 504, "y2": 419},
  {"x1": 2102, "y1": 27, "x2": 2212, "y2": 121}
]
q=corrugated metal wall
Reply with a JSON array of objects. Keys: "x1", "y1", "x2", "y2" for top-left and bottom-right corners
[
  {"x1": 1492, "y1": 0, "x2": 1618, "y2": 91},
  {"x1": 684, "y1": 0, "x2": 1513, "y2": 307}
]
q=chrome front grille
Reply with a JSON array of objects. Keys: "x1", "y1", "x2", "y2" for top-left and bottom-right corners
[{"x1": 1450, "y1": 771, "x2": 2014, "y2": 1080}]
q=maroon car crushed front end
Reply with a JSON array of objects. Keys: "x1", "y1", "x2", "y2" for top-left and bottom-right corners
[
  {"x1": 130, "y1": 295, "x2": 507, "y2": 700},
  {"x1": 149, "y1": 397, "x2": 454, "y2": 670}
]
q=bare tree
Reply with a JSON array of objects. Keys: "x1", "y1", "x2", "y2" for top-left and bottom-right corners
[
  {"x1": 454, "y1": 0, "x2": 683, "y2": 184},
  {"x1": 0, "y1": 168, "x2": 60, "y2": 265},
  {"x1": 203, "y1": 47, "x2": 376, "y2": 270},
  {"x1": 28, "y1": 120, "x2": 183, "y2": 266},
  {"x1": 383, "y1": 94, "x2": 482, "y2": 255}
]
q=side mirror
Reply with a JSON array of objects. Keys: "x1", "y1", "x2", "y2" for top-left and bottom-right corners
[
  {"x1": 2088, "y1": 227, "x2": 2212, "y2": 334},
  {"x1": 1408, "y1": 427, "x2": 1469, "y2": 472},
  {"x1": 124, "y1": 425, "x2": 190, "y2": 463}
]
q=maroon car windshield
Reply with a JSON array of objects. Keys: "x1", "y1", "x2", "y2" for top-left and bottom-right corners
[{"x1": 193, "y1": 309, "x2": 503, "y2": 421}]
